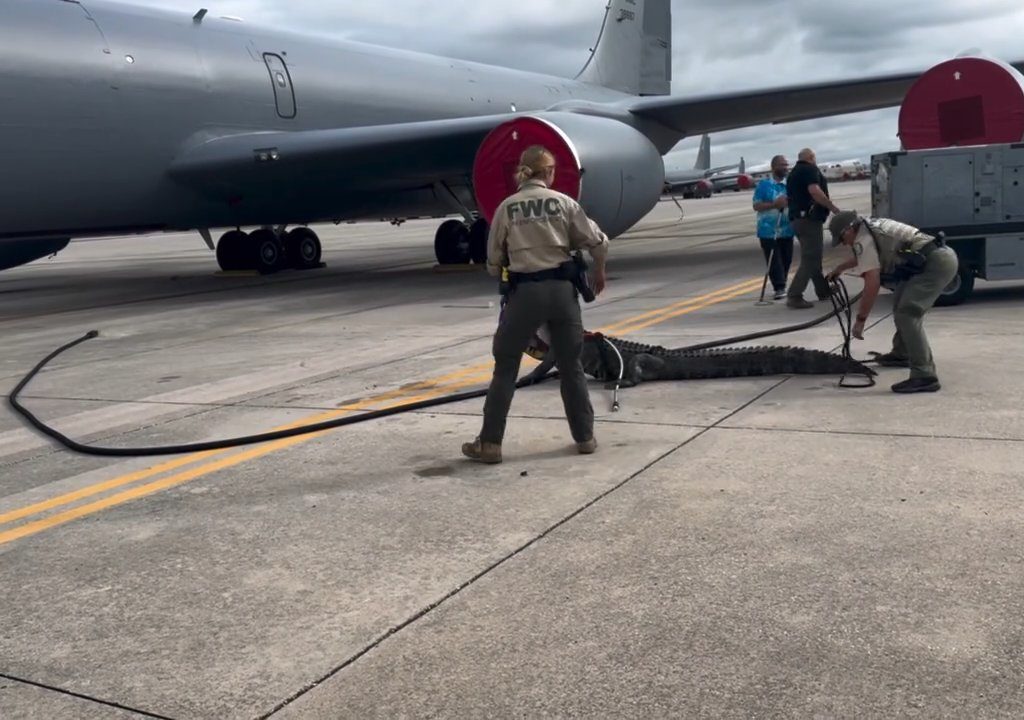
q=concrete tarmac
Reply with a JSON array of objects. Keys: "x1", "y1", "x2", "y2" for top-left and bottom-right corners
[{"x1": 1, "y1": 182, "x2": 1022, "y2": 719}]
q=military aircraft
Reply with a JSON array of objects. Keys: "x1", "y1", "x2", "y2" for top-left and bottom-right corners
[
  {"x1": 661, "y1": 135, "x2": 746, "y2": 198},
  {"x1": 819, "y1": 159, "x2": 870, "y2": 181},
  {"x1": 708, "y1": 158, "x2": 753, "y2": 194},
  {"x1": 2, "y1": 0, "x2": 1022, "y2": 273}
]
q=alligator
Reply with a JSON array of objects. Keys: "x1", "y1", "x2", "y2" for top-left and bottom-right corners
[{"x1": 526, "y1": 332, "x2": 875, "y2": 388}]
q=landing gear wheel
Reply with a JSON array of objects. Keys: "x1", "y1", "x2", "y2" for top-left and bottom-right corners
[
  {"x1": 284, "y1": 227, "x2": 322, "y2": 270},
  {"x1": 434, "y1": 219, "x2": 471, "y2": 265},
  {"x1": 216, "y1": 230, "x2": 250, "y2": 272},
  {"x1": 935, "y1": 264, "x2": 974, "y2": 307},
  {"x1": 250, "y1": 229, "x2": 285, "y2": 275},
  {"x1": 468, "y1": 218, "x2": 488, "y2": 265}
]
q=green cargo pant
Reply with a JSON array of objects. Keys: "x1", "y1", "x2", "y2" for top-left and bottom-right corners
[
  {"x1": 481, "y1": 279, "x2": 594, "y2": 445},
  {"x1": 889, "y1": 246, "x2": 959, "y2": 379},
  {"x1": 788, "y1": 219, "x2": 831, "y2": 301}
]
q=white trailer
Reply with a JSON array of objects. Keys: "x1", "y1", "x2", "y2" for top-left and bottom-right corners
[{"x1": 871, "y1": 142, "x2": 1024, "y2": 305}]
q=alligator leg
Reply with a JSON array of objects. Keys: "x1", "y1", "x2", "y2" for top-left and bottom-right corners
[
  {"x1": 603, "y1": 354, "x2": 645, "y2": 388},
  {"x1": 616, "y1": 353, "x2": 667, "y2": 386}
]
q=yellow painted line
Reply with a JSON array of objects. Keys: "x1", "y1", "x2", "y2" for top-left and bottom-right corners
[
  {"x1": 0, "y1": 364, "x2": 494, "y2": 531},
  {"x1": 618, "y1": 280, "x2": 763, "y2": 334},
  {"x1": 598, "y1": 278, "x2": 761, "y2": 336},
  {"x1": 0, "y1": 275, "x2": 761, "y2": 544},
  {"x1": 0, "y1": 451, "x2": 219, "y2": 527},
  {"x1": 0, "y1": 378, "x2": 491, "y2": 546}
]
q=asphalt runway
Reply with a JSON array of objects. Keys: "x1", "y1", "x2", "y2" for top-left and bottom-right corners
[{"x1": 2, "y1": 181, "x2": 1023, "y2": 719}]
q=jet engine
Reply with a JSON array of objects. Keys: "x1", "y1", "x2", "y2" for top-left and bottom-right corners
[
  {"x1": 898, "y1": 55, "x2": 1024, "y2": 150},
  {"x1": 472, "y1": 113, "x2": 665, "y2": 238},
  {"x1": 694, "y1": 179, "x2": 714, "y2": 197}
]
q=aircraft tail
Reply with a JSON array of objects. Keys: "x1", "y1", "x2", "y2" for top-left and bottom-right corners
[
  {"x1": 693, "y1": 134, "x2": 711, "y2": 171},
  {"x1": 576, "y1": 0, "x2": 672, "y2": 96}
]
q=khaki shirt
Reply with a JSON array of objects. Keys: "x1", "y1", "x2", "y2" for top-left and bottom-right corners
[
  {"x1": 486, "y1": 180, "x2": 610, "y2": 276},
  {"x1": 848, "y1": 217, "x2": 933, "y2": 276}
]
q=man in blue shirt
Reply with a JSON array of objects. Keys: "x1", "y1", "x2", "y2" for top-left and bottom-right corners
[{"x1": 752, "y1": 155, "x2": 794, "y2": 299}]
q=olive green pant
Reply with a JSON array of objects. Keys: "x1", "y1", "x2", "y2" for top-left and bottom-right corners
[
  {"x1": 788, "y1": 219, "x2": 831, "y2": 300},
  {"x1": 889, "y1": 246, "x2": 959, "y2": 379},
  {"x1": 481, "y1": 279, "x2": 594, "y2": 445}
]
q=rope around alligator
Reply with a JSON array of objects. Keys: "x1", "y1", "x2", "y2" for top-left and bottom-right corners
[{"x1": 7, "y1": 279, "x2": 874, "y2": 458}]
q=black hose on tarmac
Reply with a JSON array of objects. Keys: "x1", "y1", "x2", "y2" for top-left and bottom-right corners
[
  {"x1": 7, "y1": 330, "x2": 555, "y2": 458},
  {"x1": 7, "y1": 283, "x2": 864, "y2": 458}
]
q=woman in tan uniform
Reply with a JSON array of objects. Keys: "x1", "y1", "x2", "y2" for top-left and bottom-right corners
[{"x1": 462, "y1": 145, "x2": 610, "y2": 464}]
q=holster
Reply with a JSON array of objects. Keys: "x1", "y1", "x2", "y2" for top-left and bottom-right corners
[{"x1": 570, "y1": 252, "x2": 596, "y2": 303}]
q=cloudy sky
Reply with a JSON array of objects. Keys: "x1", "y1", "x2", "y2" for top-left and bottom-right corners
[{"x1": 122, "y1": 0, "x2": 1024, "y2": 167}]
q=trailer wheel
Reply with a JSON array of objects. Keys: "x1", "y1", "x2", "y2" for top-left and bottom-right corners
[{"x1": 935, "y1": 265, "x2": 974, "y2": 306}]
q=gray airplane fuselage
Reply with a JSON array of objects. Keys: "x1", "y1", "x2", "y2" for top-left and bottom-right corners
[{"x1": 0, "y1": 0, "x2": 627, "y2": 242}]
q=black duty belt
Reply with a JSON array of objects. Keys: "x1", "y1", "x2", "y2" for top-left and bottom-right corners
[{"x1": 508, "y1": 262, "x2": 573, "y2": 284}]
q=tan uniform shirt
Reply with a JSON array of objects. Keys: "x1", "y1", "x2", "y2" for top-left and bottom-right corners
[
  {"x1": 848, "y1": 217, "x2": 934, "y2": 276},
  {"x1": 486, "y1": 180, "x2": 610, "y2": 277}
]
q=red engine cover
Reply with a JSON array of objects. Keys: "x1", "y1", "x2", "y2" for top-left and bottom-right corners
[
  {"x1": 472, "y1": 117, "x2": 583, "y2": 224},
  {"x1": 899, "y1": 56, "x2": 1024, "y2": 150}
]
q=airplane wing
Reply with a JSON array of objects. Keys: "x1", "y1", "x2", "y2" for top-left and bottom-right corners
[
  {"x1": 168, "y1": 114, "x2": 515, "y2": 198},
  {"x1": 627, "y1": 69, "x2": 957, "y2": 136}
]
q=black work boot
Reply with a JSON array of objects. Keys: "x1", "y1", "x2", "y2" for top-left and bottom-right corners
[
  {"x1": 786, "y1": 297, "x2": 814, "y2": 309},
  {"x1": 891, "y1": 377, "x2": 941, "y2": 393}
]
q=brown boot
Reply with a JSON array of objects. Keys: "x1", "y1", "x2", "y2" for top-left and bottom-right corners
[
  {"x1": 462, "y1": 437, "x2": 502, "y2": 464},
  {"x1": 576, "y1": 438, "x2": 598, "y2": 455}
]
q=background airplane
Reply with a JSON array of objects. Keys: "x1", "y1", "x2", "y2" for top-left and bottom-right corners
[
  {"x1": 708, "y1": 158, "x2": 753, "y2": 194},
  {"x1": 2, "y1": 0, "x2": 1022, "y2": 274},
  {"x1": 661, "y1": 135, "x2": 749, "y2": 198},
  {"x1": 818, "y1": 159, "x2": 870, "y2": 181}
]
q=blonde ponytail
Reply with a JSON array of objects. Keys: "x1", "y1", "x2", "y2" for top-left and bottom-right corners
[{"x1": 514, "y1": 145, "x2": 555, "y2": 186}]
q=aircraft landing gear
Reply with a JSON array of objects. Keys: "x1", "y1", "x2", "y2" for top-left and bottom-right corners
[
  {"x1": 215, "y1": 230, "x2": 250, "y2": 272},
  {"x1": 284, "y1": 227, "x2": 322, "y2": 270},
  {"x1": 434, "y1": 218, "x2": 488, "y2": 265},
  {"x1": 434, "y1": 219, "x2": 471, "y2": 264},
  {"x1": 215, "y1": 226, "x2": 323, "y2": 274},
  {"x1": 249, "y1": 228, "x2": 285, "y2": 274},
  {"x1": 468, "y1": 218, "x2": 488, "y2": 265}
]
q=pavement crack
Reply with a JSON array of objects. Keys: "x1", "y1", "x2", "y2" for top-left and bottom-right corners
[
  {"x1": 717, "y1": 423, "x2": 1024, "y2": 444},
  {"x1": 259, "y1": 378, "x2": 790, "y2": 719},
  {"x1": 0, "y1": 671, "x2": 176, "y2": 719},
  {"x1": 414, "y1": 408, "x2": 708, "y2": 429}
]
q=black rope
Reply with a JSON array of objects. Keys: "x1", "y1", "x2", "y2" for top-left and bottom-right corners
[{"x1": 829, "y1": 278, "x2": 875, "y2": 388}]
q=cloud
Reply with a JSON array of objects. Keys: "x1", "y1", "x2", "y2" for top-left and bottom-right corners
[{"x1": 111, "y1": 0, "x2": 1024, "y2": 165}]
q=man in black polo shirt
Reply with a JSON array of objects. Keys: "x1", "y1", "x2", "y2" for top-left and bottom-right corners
[{"x1": 785, "y1": 148, "x2": 842, "y2": 308}]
